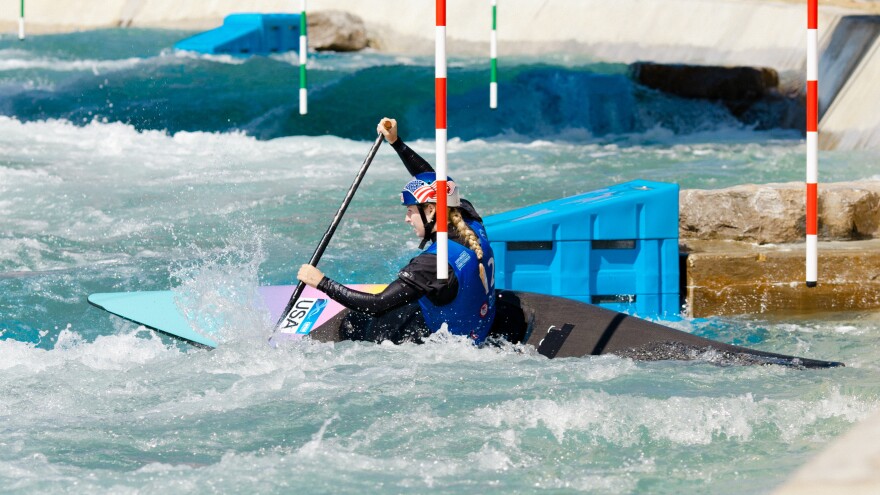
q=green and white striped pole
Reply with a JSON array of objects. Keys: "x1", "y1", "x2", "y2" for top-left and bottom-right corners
[
  {"x1": 299, "y1": 0, "x2": 308, "y2": 115},
  {"x1": 18, "y1": 0, "x2": 25, "y2": 41},
  {"x1": 490, "y1": 0, "x2": 497, "y2": 109}
]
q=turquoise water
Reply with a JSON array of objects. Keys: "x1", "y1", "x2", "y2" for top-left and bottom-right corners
[{"x1": 1, "y1": 29, "x2": 880, "y2": 494}]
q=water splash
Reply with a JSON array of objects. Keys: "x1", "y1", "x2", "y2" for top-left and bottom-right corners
[{"x1": 169, "y1": 222, "x2": 271, "y2": 344}]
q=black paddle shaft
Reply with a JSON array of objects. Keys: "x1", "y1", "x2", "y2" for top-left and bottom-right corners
[{"x1": 275, "y1": 132, "x2": 386, "y2": 330}]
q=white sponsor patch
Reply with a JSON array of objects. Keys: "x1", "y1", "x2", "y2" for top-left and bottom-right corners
[{"x1": 455, "y1": 250, "x2": 470, "y2": 270}]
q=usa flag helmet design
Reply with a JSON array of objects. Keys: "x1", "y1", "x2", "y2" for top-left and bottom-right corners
[{"x1": 400, "y1": 172, "x2": 461, "y2": 207}]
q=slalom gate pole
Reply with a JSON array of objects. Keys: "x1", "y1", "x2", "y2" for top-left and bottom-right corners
[
  {"x1": 490, "y1": 0, "x2": 498, "y2": 109},
  {"x1": 806, "y1": 0, "x2": 818, "y2": 287},
  {"x1": 436, "y1": 0, "x2": 449, "y2": 279},
  {"x1": 19, "y1": 0, "x2": 25, "y2": 41},
  {"x1": 299, "y1": 0, "x2": 308, "y2": 115}
]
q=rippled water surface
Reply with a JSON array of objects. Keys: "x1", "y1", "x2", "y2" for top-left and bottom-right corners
[{"x1": 1, "y1": 29, "x2": 880, "y2": 494}]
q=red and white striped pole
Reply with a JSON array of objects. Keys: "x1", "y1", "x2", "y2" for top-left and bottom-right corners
[
  {"x1": 806, "y1": 0, "x2": 818, "y2": 287},
  {"x1": 435, "y1": 0, "x2": 449, "y2": 279}
]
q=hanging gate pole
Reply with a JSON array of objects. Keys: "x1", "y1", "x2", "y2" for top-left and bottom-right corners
[
  {"x1": 299, "y1": 0, "x2": 308, "y2": 115},
  {"x1": 806, "y1": 0, "x2": 818, "y2": 287},
  {"x1": 435, "y1": 0, "x2": 449, "y2": 279},
  {"x1": 19, "y1": 0, "x2": 25, "y2": 41},
  {"x1": 490, "y1": 0, "x2": 498, "y2": 109}
]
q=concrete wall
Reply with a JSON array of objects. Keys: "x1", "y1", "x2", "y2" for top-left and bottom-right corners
[
  {"x1": 0, "y1": 0, "x2": 845, "y2": 68},
  {"x1": 822, "y1": 33, "x2": 880, "y2": 150},
  {"x1": 773, "y1": 405, "x2": 880, "y2": 494},
  {"x1": 818, "y1": 16, "x2": 880, "y2": 118}
]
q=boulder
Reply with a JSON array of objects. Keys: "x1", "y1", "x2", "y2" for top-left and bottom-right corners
[
  {"x1": 680, "y1": 181, "x2": 880, "y2": 244},
  {"x1": 629, "y1": 62, "x2": 779, "y2": 101},
  {"x1": 629, "y1": 62, "x2": 795, "y2": 129},
  {"x1": 822, "y1": 183, "x2": 880, "y2": 239},
  {"x1": 308, "y1": 10, "x2": 369, "y2": 52}
]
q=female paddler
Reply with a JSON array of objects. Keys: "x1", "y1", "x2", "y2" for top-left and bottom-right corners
[{"x1": 297, "y1": 118, "x2": 496, "y2": 345}]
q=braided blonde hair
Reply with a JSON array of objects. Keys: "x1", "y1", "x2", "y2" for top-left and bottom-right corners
[
  {"x1": 448, "y1": 208, "x2": 483, "y2": 261},
  {"x1": 448, "y1": 207, "x2": 489, "y2": 294},
  {"x1": 449, "y1": 207, "x2": 489, "y2": 293}
]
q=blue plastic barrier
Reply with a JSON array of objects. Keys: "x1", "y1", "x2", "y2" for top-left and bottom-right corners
[
  {"x1": 484, "y1": 180, "x2": 680, "y2": 318},
  {"x1": 174, "y1": 14, "x2": 301, "y2": 56}
]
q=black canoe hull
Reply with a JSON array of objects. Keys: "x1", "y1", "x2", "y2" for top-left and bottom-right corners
[{"x1": 310, "y1": 290, "x2": 844, "y2": 369}]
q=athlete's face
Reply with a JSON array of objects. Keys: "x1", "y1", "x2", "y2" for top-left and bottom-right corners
[{"x1": 405, "y1": 204, "x2": 435, "y2": 238}]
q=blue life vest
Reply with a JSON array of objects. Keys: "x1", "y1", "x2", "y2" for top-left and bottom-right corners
[{"x1": 420, "y1": 219, "x2": 496, "y2": 343}]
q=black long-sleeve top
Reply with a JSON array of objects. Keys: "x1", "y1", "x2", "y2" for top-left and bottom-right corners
[
  {"x1": 390, "y1": 137, "x2": 434, "y2": 176},
  {"x1": 316, "y1": 137, "x2": 484, "y2": 316}
]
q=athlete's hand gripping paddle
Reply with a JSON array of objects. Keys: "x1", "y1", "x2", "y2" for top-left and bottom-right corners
[{"x1": 271, "y1": 121, "x2": 391, "y2": 340}]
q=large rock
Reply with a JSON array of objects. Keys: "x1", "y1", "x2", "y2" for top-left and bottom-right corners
[
  {"x1": 823, "y1": 182, "x2": 880, "y2": 239},
  {"x1": 628, "y1": 62, "x2": 798, "y2": 129},
  {"x1": 629, "y1": 62, "x2": 779, "y2": 101},
  {"x1": 308, "y1": 10, "x2": 369, "y2": 52},
  {"x1": 680, "y1": 181, "x2": 880, "y2": 244}
]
